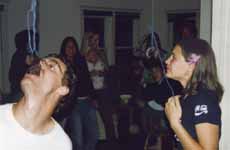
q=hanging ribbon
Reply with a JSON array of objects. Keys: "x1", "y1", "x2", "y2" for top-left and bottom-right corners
[{"x1": 27, "y1": 0, "x2": 38, "y2": 54}]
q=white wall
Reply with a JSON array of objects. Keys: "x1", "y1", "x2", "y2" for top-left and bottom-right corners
[
  {"x1": 0, "y1": 0, "x2": 9, "y2": 3},
  {"x1": 212, "y1": 0, "x2": 230, "y2": 149},
  {"x1": 200, "y1": 0, "x2": 212, "y2": 43},
  {"x1": 39, "y1": 0, "x2": 81, "y2": 57}
]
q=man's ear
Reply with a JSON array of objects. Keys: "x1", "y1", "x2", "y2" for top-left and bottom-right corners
[{"x1": 57, "y1": 86, "x2": 69, "y2": 96}]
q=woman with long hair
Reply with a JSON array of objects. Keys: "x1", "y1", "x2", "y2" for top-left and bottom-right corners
[
  {"x1": 59, "y1": 36, "x2": 98, "y2": 150},
  {"x1": 165, "y1": 38, "x2": 223, "y2": 150}
]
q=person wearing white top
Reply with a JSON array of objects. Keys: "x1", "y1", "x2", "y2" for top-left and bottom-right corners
[
  {"x1": 86, "y1": 49, "x2": 106, "y2": 90},
  {"x1": 0, "y1": 54, "x2": 76, "y2": 150},
  {"x1": 86, "y1": 49, "x2": 117, "y2": 140}
]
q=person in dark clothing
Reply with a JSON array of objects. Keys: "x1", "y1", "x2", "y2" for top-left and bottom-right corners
[
  {"x1": 8, "y1": 30, "x2": 39, "y2": 102},
  {"x1": 59, "y1": 36, "x2": 98, "y2": 150},
  {"x1": 165, "y1": 38, "x2": 223, "y2": 150},
  {"x1": 143, "y1": 53, "x2": 183, "y2": 106},
  {"x1": 144, "y1": 78, "x2": 182, "y2": 106},
  {"x1": 59, "y1": 36, "x2": 94, "y2": 98},
  {"x1": 142, "y1": 52, "x2": 183, "y2": 150}
]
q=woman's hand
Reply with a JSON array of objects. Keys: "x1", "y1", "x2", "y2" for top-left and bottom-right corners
[{"x1": 165, "y1": 95, "x2": 182, "y2": 128}]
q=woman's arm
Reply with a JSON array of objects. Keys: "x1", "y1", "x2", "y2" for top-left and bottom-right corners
[
  {"x1": 165, "y1": 97, "x2": 219, "y2": 150},
  {"x1": 195, "y1": 123, "x2": 219, "y2": 150}
]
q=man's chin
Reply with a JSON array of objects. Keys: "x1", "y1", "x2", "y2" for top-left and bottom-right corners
[
  {"x1": 21, "y1": 75, "x2": 37, "y2": 88},
  {"x1": 20, "y1": 81, "x2": 38, "y2": 95}
]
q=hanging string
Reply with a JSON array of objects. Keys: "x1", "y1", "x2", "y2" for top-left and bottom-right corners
[
  {"x1": 27, "y1": 0, "x2": 38, "y2": 54},
  {"x1": 150, "y1": 0, "x2": 175, "y2": 97}
]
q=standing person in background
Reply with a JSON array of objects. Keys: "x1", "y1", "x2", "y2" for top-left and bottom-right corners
[
  {"x1": 8, "y1": 30, "x2": 39, "y2": 102},
  {"x1": 0, "y1": 54, "x2": 76, "y2": 150},
  {"x1": 85, "y1": 32, "x2": 118, "y2": 142},
  {"x1": 86, "y1": 49, "x2": 117, "y2": 141},
  {"x1": 88, "y1": 32, "x2": 109, "y2": 67},
  {"x1": 80, "y1": 32, "x2": 94, "y2": 55},
  {"x1": 86, "y1": 49, "x2": 107, "y2": 92},
  {"x1": 59, "y1": 36, "x2": 98, "y2": 150},
  {"x1": 180, "y1": 22, "x2": 197, "y2": 39},
  {"x1": 165, "y1": 38, "x2": 223, "y2": 150}
]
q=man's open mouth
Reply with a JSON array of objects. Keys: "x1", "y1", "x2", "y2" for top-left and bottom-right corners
[{"x1": 26, "y1": 58, "x2": 41, "y2": 76}]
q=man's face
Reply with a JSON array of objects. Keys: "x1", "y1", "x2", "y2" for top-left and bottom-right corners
[{"x1": 21, "y1": 56, "x2": 68, "y2": 96}]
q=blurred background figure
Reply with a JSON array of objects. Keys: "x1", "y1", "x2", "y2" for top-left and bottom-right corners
[
  {"x1": 59, "y1": 36, "x2": 98, "y2": 150},
  {"x1": 84, "y1": 32, "x2": 118, "y2": 144},
  {"x1": 7, "y1": 29, "x2": 39, "y2": 103},
  {"x1": 87, "y1": 32, "x2": 108, "y2": 67},
  {"x1": 180, "y1": 21, "x2": 197, "y2": 39},
  {"x1": 86, "y1": 49, "x2": 107, "y2": 91}
]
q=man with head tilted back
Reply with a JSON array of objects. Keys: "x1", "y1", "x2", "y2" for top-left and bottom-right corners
[{"x1": 0, "y1": 54, "x2": 76, "y2": 150}]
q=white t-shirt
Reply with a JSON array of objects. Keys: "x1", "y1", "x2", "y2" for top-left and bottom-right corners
[
  {"x1": 87, "y1": 60, "x2": 105, "y2": 90},
  {"x1": 0, "y1": 104, "x2": 72, "y2": 150}
]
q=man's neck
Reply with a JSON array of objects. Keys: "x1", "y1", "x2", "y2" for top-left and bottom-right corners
[{"x1": 12, "y1": 96, "x2": 56, "y2": 135}]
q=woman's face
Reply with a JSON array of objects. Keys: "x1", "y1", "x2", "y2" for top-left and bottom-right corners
[
  {"x1": 65, "y1": 40, "x2": 77, "y2": 59},
  {"x1": 87, "y1": 50, "x2": 98, "y2": 63},
  {"x1": 89, "y1": 34, "x2": 99, "y2": 49},
  {"x1": 165, "y1": 45, "x2": 191, "y2": 81}
]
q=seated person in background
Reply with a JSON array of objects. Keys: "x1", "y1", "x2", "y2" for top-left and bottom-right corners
[
  {"x1": 0, "y1": 54, "x2": 76, "y2": 150},
  {"x1": 129, "y1": 57, "x2": 145, "y2": 98},
  {"x1": 142, "y1": 55, "x2": 182, "y2": 150},
  {"x1": 143, "y1": 56, "x2": 183, "y2": 106}
]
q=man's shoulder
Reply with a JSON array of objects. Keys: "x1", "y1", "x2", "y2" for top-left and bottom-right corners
[
  {"x1": 0, "y1": 104, "x2": 13, "y2": 129},
  {"x1": 0, "y1": 103, "x2": 12, "y2": 113},
  {"x1": 51, "y1": 121, "x2": 72, "y2": 150}
]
